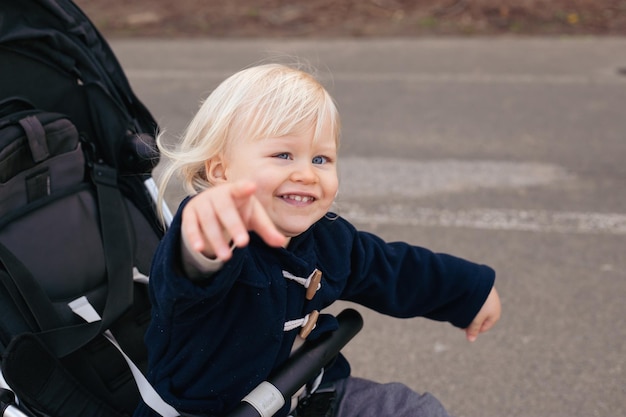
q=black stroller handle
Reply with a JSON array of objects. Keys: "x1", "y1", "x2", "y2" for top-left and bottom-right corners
[{"x1": 225, "y1": 308, "x2": 363, "y2": 417}]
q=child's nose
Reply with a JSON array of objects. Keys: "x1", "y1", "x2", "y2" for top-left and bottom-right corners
[{"x1": 289, "y1": 160, "x2": 317, "y2": 183}]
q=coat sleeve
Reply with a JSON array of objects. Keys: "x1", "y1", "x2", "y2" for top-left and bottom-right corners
[
  {"x1": 337, "y1": 219, "x2": 495, "y2": 329},
  {"x1": 148, "y1": 198, "x2": 246, "y2": 319}
]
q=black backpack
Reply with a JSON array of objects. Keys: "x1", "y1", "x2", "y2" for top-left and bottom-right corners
[{"x1": 0, "y1": 1, "x2": 164, "y2": 415}]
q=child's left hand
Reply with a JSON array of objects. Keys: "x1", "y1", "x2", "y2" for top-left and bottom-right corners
[{"x1": 464, "y1": 286, "x2": 501, "y2": 342}]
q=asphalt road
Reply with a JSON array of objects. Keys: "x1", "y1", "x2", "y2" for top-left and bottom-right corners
[{"x1": 111, "y1": 37, "x2": 626, "y2": 417}]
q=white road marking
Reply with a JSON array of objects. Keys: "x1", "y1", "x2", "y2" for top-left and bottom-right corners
[
  {"x1": 335, "y1": 158, "x2": 625, "y2": 235},
  {"x1": 341, "y1": 204, "x2": 626, "y2": 235}
]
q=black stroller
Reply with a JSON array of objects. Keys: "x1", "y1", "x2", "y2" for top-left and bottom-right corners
[{"x1": 0, "y1": 1, "x2": 361, "y2": 416}]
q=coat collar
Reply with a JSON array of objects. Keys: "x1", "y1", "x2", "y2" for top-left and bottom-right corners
[{"x1": 248, "y1": 224, "x2": 317, "y2": 280}]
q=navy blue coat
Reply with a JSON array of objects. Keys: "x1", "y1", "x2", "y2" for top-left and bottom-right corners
[{"x1": 134, "y1": 199, "x2": 495, "y2": 417}]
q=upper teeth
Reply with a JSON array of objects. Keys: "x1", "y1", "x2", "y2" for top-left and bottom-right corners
[{"x1": 285, "y1": 195, "x2": 312, "y2": 202}]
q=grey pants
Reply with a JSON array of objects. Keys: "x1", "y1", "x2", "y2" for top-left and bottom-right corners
[{"x1": 333, "y1": 377, "x2": 452, "y2": 417}]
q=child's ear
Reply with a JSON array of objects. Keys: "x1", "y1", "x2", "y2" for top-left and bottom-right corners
[{"x1": 205, "y1": 158, "x2": 227, "y2": 184}]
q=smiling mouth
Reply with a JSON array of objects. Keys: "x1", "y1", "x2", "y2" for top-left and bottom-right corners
[{"x1": 280, "y1": 194, "x2": 316, "y2": 203}]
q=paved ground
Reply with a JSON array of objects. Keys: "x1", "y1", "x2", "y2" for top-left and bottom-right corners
[{"x1": 111, "y1": 37, "x2": 626, "y2": 417}]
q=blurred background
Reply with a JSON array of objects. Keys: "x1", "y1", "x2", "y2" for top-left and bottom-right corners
[{"x1": 76, "y1": 0, "x2": 626, "y2": 38}]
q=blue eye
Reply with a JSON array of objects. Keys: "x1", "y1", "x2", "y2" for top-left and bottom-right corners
[
  {"x1": 312, "y1": 155, "x2": 328, "y2": 165},
  {"x1": 274, "y1": 153, "x2": 290, "y2": 160}
]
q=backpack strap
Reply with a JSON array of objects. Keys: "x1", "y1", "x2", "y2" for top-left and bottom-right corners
[{"x1": 87, "y1": 162, "x2": 135, "y2": 335}]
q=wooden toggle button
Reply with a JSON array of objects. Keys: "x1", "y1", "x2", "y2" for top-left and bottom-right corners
[
  {"x1": 305, "y1": 269, "x2": 322, "y2": 300},
  {"x1": 299, "y1": 310, "x2": 319, "y2": 339}
]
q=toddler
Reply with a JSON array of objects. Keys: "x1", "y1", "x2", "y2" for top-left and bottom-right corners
[{"x1": 135, "y1": 63, "x2": 501, "y2": 417}]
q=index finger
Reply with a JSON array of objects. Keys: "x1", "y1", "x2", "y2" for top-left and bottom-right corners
[{"x1": 246, "y1": 196, "x2": 287, "y2": 248}]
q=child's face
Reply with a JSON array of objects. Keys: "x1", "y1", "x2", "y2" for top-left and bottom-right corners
[{"x1": 214, "y1": 121, "x2": 338, "y2": 238}]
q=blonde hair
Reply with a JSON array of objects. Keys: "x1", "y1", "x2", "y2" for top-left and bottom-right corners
[{"x1": 156, "y1": 63, "x2": 341, "y2": 218}]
